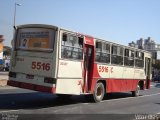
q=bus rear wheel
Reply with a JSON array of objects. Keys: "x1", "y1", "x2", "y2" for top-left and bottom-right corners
[
  {"x1": 132, "y1": 84, "x2": 140, "y2": 97},
  {"x1": 93, "y1": 82, "x2": 105, "y2": 102}
]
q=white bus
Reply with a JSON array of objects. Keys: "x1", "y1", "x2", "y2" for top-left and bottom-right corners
[{"x1": 8, "y1": 24, "x2": 152, "y2": 102}]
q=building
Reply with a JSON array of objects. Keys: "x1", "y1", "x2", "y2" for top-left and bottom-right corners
[{"x1": 128, "y1": 37, "x2": 160, "y2": 60}]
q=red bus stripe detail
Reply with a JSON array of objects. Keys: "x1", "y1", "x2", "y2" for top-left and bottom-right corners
[
  {"x1": 7, "y1": 80, "x2": 56, "y2": 93},
  {"x1": 90, "y1": 78, "x2": 148, "y2": 93},
  {"x1": 106, "y1": 79, "x2": 140, "y2": 92}
]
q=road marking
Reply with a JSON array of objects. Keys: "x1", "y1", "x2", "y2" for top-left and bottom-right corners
[
  {"x1": 83, "y1": 103, "x2": 89, "y2": 105},
  {"x1": 101, "y1": 93, "x2": 160, "y2": 103},
  {"x1": 0, "y1": 110, "x2": 19, "y2": 113},
  {"x1": 156, "y1": 112, "x2": 160, "y2": 114},
  {"x1": 0, "y1": 86, "x2": 17, "y2": 89}
]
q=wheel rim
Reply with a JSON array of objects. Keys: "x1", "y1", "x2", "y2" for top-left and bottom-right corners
[
  {"x1": 96, "y1": 84, "x2": 104, "y2": 100},
  {"x1": 93, "y1": 82, "x2": 105, "y2": 102}
]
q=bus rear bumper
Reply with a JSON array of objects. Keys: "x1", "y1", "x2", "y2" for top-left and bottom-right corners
[{"x1": 7, "y1": 80, "x2": 56, "y2": 93}]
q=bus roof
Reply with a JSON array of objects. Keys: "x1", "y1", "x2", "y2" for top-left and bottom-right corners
[
  {"x1": 16, "y1": 24, "x2": 151, "y2": 54},
  {"x1": 17, "y1": 24, "x2": 58, "y2": 30}
]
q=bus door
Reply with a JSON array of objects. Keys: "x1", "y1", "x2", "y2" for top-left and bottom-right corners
[
  {"x1": 145, "y1": 57, "x2": 151, "y2": 89},
  {"x1": 83, "y1": 37, "x2": 94, "y2": 93}
]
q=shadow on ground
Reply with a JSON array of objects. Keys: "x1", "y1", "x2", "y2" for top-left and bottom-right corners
[
  {"x1": 155, "y1": 83, "x2": 160, "y2": 88},
  {"x1": 0, "y1": 91, "x2": 133, "y2": 110}
]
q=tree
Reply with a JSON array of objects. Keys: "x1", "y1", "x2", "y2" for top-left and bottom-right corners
[{"x1": 3, "y1": 46, "x2": 11, "y2": 58}]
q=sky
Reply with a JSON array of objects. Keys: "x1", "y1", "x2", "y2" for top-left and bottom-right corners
[{"x1": 0, "y1": 0, "x2": 160, "y2": 47}]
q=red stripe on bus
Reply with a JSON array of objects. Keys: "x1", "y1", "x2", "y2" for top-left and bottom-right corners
[
  {"x1": 106, "y1": 79, "x2": 139, "y2": 92},
  {"x1": 7, "y1": 80, "x2": 56, "y2": 93},
  {"x1": 90, "y1": 78, "x2": 149, "y2": 93}
]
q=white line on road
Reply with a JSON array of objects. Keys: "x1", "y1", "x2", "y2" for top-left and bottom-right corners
[
  {"x1": 0, "y1": 110, "x2": 19, "y2": 113},
  {"x1": 156, "y1": 112, "x2": 160, "y2": 114}
]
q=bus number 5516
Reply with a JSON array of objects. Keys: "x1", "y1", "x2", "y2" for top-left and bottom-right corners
[{"x1": 32, "y1": 61, "x2": 50, "y2": 71}]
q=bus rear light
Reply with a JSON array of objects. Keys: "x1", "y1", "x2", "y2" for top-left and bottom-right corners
[
  {"x1": 9, "y1": 72, "x2": 17, "y2": 78},
  {"x1": 44, "y1": 77, "x2": 56, "y2": 84}
]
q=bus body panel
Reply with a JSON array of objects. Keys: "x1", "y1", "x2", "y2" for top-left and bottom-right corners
[
  {"x1": 9, "y1": 72, "x2": 55, "y2": 87},
  {"x1": 7, "y1": 80, "x2": 56, "y2": 93},
  {"x1": 11, "y1": 52, "x2": 53, "y2": 77},
  {"x1": 9, "y1": 25, "x2": 58, "y2": 93},
  {"x1": 56, "y1": 59, "x2": 83, "y2": 94},
  {"x1": 56, "y1": 78, "x2": 82, "y2": 95},
  {"x1": 91, "y1": 63, "x2": 146, "y2": 93},
  {"x1": 58, "y1": 59, "x2": 83, "y2": 78}
]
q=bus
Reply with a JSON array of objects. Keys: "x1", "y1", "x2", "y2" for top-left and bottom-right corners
[{"x1": 8, "y1": 24, "x2": 152, "y2": 102}]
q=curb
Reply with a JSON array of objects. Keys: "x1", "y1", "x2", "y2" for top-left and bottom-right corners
[{"x1": 0, "y1": 79, "x2": 8, "y2": 86}]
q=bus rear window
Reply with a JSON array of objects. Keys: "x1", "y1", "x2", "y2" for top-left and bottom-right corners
[{"x1": 16, "y1": 28, "x2": 55, "y2": 51}]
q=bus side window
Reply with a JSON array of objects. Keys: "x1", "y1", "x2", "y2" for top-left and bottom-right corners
[
  {"x1": 61, "y1": 33, "x2": 83, "y2": 60},
  {"x1": 78, "y1": 37, "x2": 83, "y2": 48},
  {"x1": 61, "y1": 34, "x2": 69, "y2": 58},
  {"x1": 101, "y1": 43, "x2": 110, "y2": 63},
  {"x1": 135, "y1": 51, "x2": 144, "y2": 68},
  {"x1": 111, "y1": 45, "x2": 117, "y2": 64},
  {"x1": 78, "y1": 37, "x2": 83, "y2": 59},
  {"x1": 111, "y1": 45, "x2": 123, "y2": 65},
  {"x1": 129, "y1": 50, "x2": 134, "y2": 66},
  {"x1": 63, "y1": 34, "x2": 67, "y2": 41},
  {"x1": 96, "y1": 42, "x2": 110, "y2": 63},
  {"x1": 124, "y1": 49, "x2": 129, "y2": 66},
  {"x1": 95, "y1": 41, "x2": 102, "y2": 62},
  {"x1": 124, "y1": 49, "x2": 134, "y2": 66},
  {"x1": 117, "y1": 46, "x2": 123, "y2": 65}
]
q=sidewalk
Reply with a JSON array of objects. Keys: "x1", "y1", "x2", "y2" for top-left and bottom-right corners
[{"x1": 0, "y1": 72, "x2": 8, "y2": 86}]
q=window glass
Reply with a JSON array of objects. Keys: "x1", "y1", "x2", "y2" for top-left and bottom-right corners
[
  {"x1": 17, "y1": 28, "x2": 55, "y2": 51},
  {"x1": 102, "y1": 43, "x2": 110, "y2": 53},
  {"x1": 117, "y1": 46, "x2": 123, "y2": 56},
  {"x1": 125, "y1": 49, "x2": 129, "y2": 56},
  {"x1": 124, "y1": 48, "x2": 134, "y2": 66},
  {"x1": 111, "y1": 45, "x2": 123, "y2": 65},
  {"x1": 135, "y1": 51, "x2": 144, "y2": 68},
  {"x1": 112, "y1": 45, "x2": 117, "y2": 55},
  {"x1": 61, "y1": 33, "x2": 83, "y2": 60},
  {"x1": 96, "y1": 42, "x2": 102, "y2": 52},
  {"x1": 96, "y1": 41, "x2": 110, "y2": 63}
]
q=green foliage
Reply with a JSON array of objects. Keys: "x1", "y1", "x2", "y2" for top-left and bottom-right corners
[{"x1": 3, "y1": 46, "x2": 11, "y2": 57}]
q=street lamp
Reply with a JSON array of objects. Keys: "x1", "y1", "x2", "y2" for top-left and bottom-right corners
[{"x1": 14, "y1": 2, "x2": 21, "y2": 27}]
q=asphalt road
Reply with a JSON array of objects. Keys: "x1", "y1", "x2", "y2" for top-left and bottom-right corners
[{"x1": 0, "y1": 82, "x2": 160, "y2": 120}]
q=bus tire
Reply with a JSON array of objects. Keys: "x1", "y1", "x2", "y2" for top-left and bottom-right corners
[
  {"x1": 132, "y1": 84, "x2": 140, "y2": 97},
  {"x1": 93, "y1": 82, "x2": 105, "y2": 102}
]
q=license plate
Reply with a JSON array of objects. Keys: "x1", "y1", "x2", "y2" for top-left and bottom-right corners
[{"x1": 26, "y1": 74, "x2": 34, "y2": 79}]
